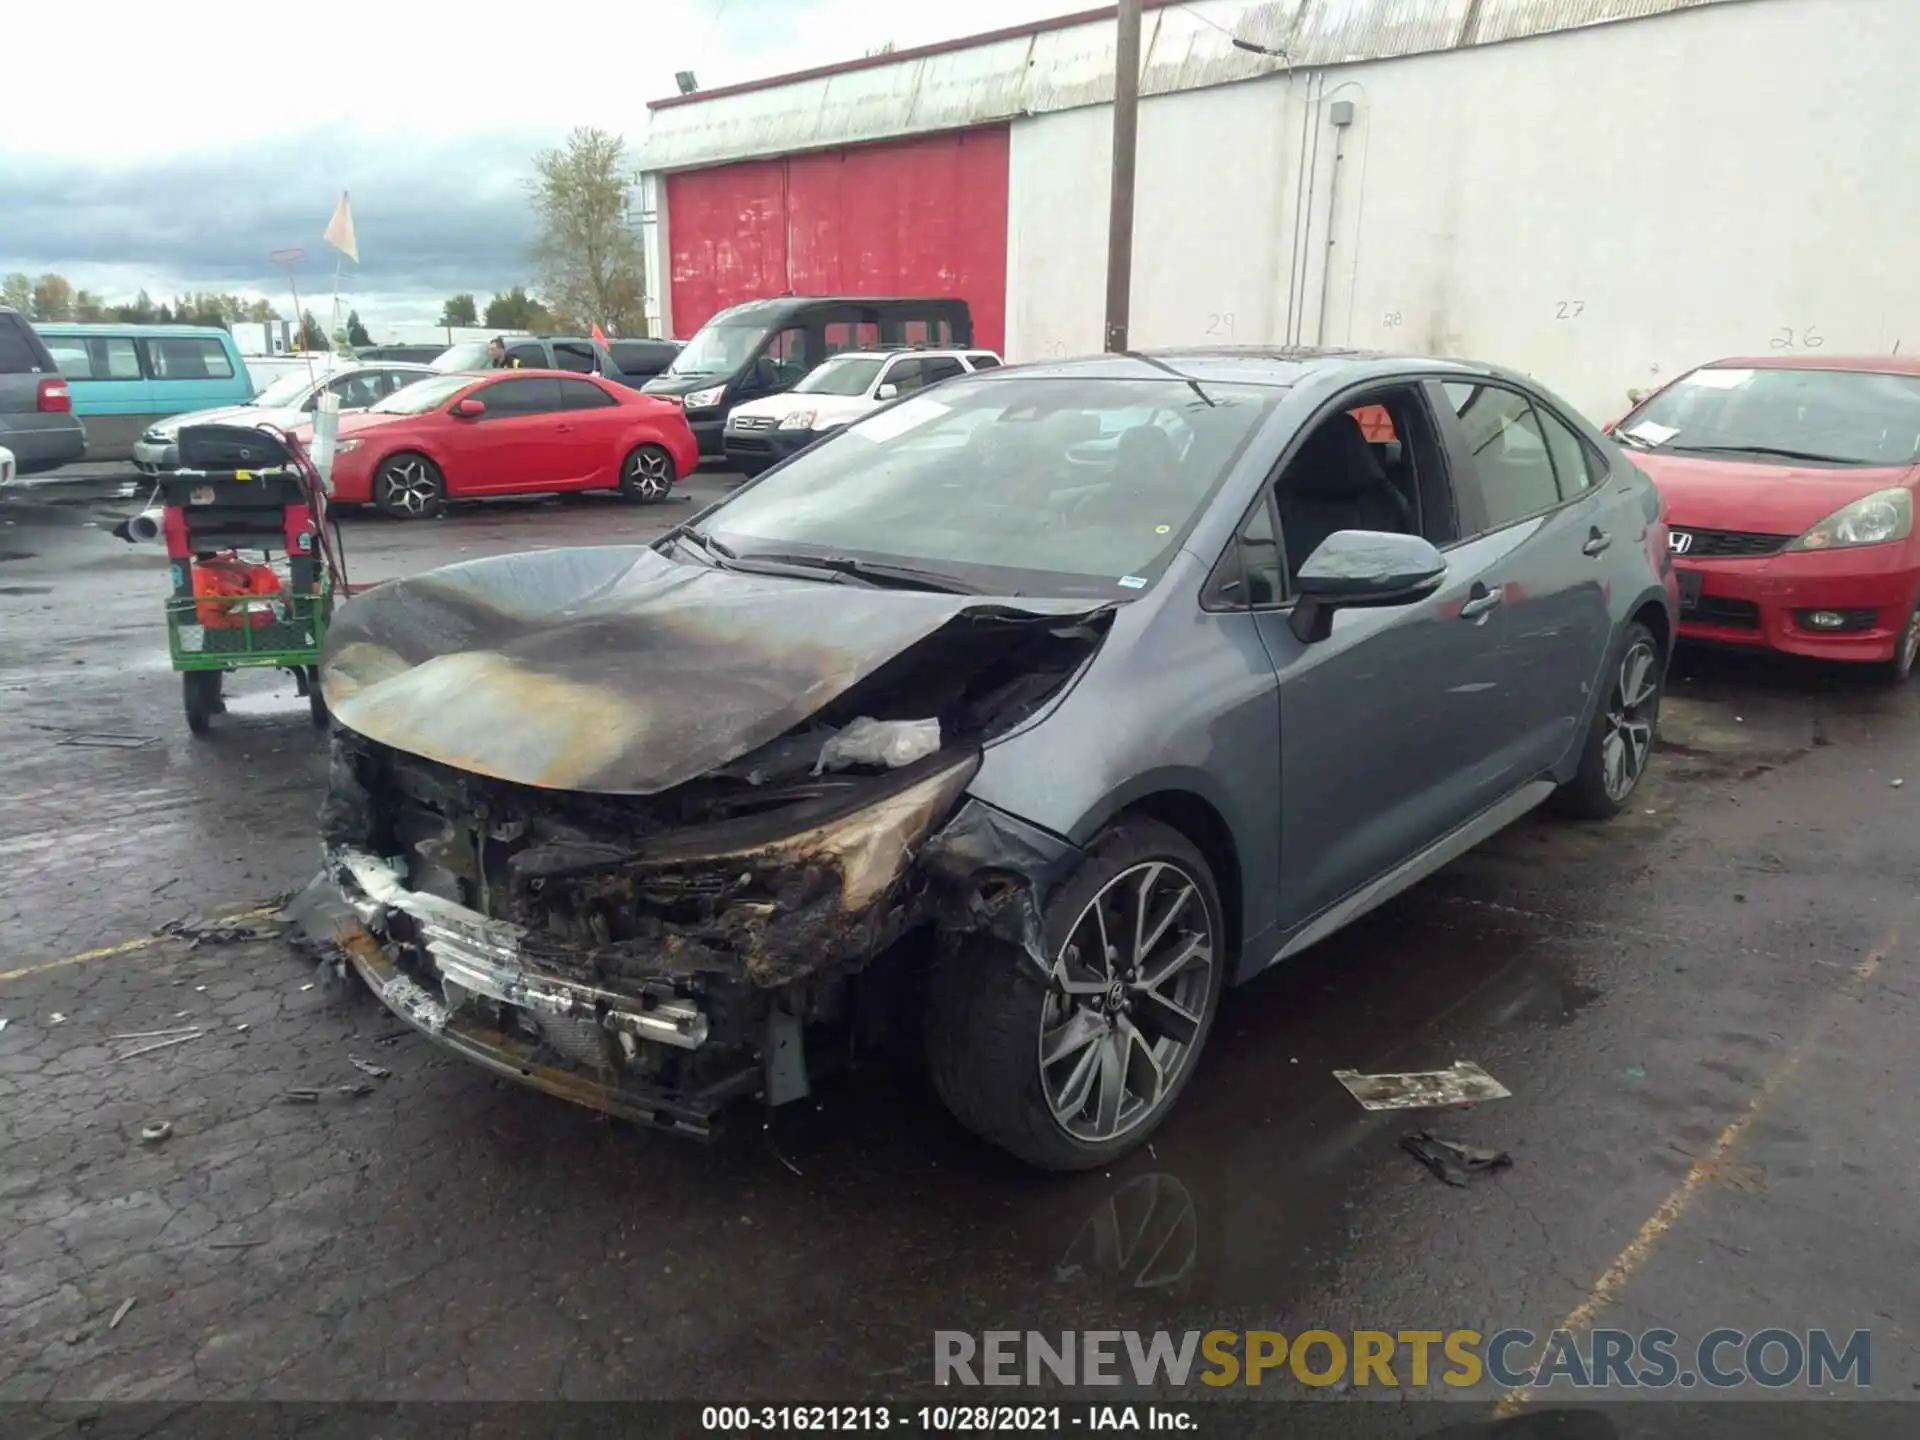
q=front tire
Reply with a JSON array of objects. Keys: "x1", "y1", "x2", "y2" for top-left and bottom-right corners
[
  {"x1": 618, "y1": 443, "x2": 676, "y2": 502},
  {"x1": 183, "y1": 670, "x2": 223, "y2": 736},
  {"x1": 925, "y1": 819, "x2": 1225, "y2": 1171},
  {"x1": 372, "y1": 453, "x2": 445, "y2": 519},
  {"x1": 1552, "y1": 621, "x2": 1664, "y2": 820}
]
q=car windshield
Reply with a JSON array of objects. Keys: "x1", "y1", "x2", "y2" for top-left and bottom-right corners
[
  {"x1": 666, "y1": 323, "x2": 765, "y2": 376},
  {"x1": 793, "y1": 357, "x2": 884, "y2": 396},
  {"x1": 371, "y1": 374, "x2": 475, "y2": 415},
  {"x1": 431, "y1": 341, "x2": 494, "y2": 373},
  {"x1": 694, "y1": 376, "x2": 1278, "y2": 597},
  {"x1": 1620, "y1": 367, "x2": 1920, "y2": 467},
  {"x1": 253, "y1": 370, "x2": 322, "y2": 408}
]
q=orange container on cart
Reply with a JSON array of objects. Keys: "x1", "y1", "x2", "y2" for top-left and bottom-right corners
[{"x1": 191, "y1": 553, "x2": 283, "y2": 628}]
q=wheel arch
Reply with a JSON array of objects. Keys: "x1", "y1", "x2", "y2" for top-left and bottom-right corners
[{"x1": 1077, "y1": 786, "x2": 1243, "y2": 981}]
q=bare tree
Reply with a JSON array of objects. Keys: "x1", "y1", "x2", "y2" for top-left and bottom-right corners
[
  {"x1": 1, "y1": 273, "x2": 30, "y2": 313},
  {"x1": 528, "y1": 127, "x2": 647, "y2": 336}
]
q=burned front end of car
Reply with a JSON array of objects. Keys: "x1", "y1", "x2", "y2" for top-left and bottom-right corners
[{"x1": 311, "y1": 549, "x2": 1105, "y2": 1138}]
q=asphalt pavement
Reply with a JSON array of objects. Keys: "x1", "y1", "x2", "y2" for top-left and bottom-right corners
[{"x1": 1, "y1": 470, "x2": 1916, "y2": 1410}]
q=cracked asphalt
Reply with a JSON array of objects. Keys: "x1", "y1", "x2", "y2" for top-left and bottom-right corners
[{"x1": 2, "y1": 472, "x2": 1917, "y2": 1409}]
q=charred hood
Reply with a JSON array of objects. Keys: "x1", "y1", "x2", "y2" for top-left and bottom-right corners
[{"x1": 321, "y1": 545, "x2": 1106, "y2": 795}]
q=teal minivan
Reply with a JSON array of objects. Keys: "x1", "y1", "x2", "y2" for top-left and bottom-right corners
[{"x1": 35, "y1": 324, "x2": 254, "y2": 461}]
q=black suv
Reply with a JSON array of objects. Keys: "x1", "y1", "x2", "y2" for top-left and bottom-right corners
[{"x1": 0, "y1": 308, "x2": 85, "y2": 474}]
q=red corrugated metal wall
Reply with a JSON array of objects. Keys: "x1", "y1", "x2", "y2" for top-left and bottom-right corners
[{"x1": 666, "y1": 127, "x2": 1009, "y2": 352}]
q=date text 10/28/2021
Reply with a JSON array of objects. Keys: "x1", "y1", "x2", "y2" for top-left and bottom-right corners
[{"x1": 703, "y1": 1407, "x2": 1189, "y2": 1431}]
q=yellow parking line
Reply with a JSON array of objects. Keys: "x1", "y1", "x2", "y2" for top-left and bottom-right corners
[
  {"x1": 1493, "y1": 925, "x2": 1900, "y2": 1416},
  {"x1": 0, "y1": 904, "x2": 280, "y2": 987}
]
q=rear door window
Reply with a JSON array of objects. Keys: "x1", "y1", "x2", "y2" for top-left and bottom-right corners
[
  {"x1": 506, "y1": 343, "x2": 547, "y2": 368},
  {"x1": 43, "y1": 336, "x2": 94, "y2": 377},
  {"x1": 0, "y1": 314, "x2": 47, "y2": 374},
  {"x1": 141, "y1": 336, "x2": 235, "y2": 380},
  {"x1": 966, "y1": 353, "x2": 1001, "y2": 371},
  {"x1": 1443, "y1": 382, "x2": 1562, "y2": 527},
  {"x1": 920, "y1": 356, "x2": 966, "y2": 388},
  {"x1": 1537, "y1": 406, "x2": 1599, "y2": 497},
  {"x1": 552, "y1": 341, "x2": 597, "y2": 374}
]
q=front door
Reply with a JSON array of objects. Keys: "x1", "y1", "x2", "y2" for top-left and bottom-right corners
[
  {"x1": 462, "y1": 376, "x2": 569, "y2": 493},
  {"x1": 1250, "y1": 384, "x2": 1526, "y2": 935}
]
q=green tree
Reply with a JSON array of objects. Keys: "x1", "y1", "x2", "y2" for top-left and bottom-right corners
[
  {"x1": 296, "y1": 311, "x2": 329, "y2": 351},
  {"x1": 483, "y1": 286, "x2": 552, "y2": 332},
  {"x1": 245, "y1": 298, "x2": 280, "y2": 324},
  {"x1": 439, "y1": 293, "x2": 478, "y2": 327},
  {"x1": 1, "y1": 273, "x2": 31, "y2": 313},
  {"x1": 345, "y1": 310, "x2": 372, "y2": 347},
  {"x1": 527, "y1": 127, "x2": 647, "y2": 336},
  {"x1": 31, "y1": 274, "x2": 74, "y2": 322},
  {"x1": 72, "y1": 290, "x2": 107, "y2": 322}
]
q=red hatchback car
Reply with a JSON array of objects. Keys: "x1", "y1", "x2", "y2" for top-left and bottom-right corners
[
  {"x1": 320, "y1": 369, "x2": 697, "y2": 518},
  {"x1": 1609, "y1": 356, "x2": 1920, "y2": 682}
]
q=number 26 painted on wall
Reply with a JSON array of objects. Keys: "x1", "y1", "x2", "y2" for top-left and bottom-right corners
[{"x1": 1771, "y1": 327, "x2": 1824, "y2": 349}]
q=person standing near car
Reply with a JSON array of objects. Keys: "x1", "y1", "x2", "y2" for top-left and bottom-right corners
[{"x1": 487, "y1": 337, "x2": 523, "y2": 369}]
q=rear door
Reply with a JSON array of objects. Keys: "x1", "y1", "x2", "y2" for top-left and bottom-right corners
[
  {"x1": 460, "y1": 376, "x2": 569, "y2": 493},
  {"x1": 0, "y1": 313, "x2": 76, "y2": 460},
  {"x1": 139, "y1": 335, "x2": 245, "y2": 416},
  {"x1": 555, "y1": 377, "x2": 627, "y2": 485},
  {"x1": 1434, "y1": 380, "x2": 1617, "y2": 782}
]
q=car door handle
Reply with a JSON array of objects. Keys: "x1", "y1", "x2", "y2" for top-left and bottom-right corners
[
  {"x1": 1582, "y1": 527, "x2": 1612, "y2": 556},
  {"x1": 1459, "y1": 584, "x2": 1504, "y2": 620}
]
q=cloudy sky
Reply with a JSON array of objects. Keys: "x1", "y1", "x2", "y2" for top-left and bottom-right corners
[{"x1": 0, "y1": 0, "x2": 1089, "y2": 331}]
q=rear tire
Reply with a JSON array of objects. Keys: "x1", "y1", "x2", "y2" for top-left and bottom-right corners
[
  {"x1": 618, "y1": 444, "x2": 676, "y2": 502},
  {"x1": 307, "y1": 667, "x2": 328, "y2": 728},
  {"x1": 924, "y1": 819, "x2": 1225, "y2": 1171},
  {"x1": 372, "y1": 453, "x2": 445, "y2": 519},
  {"x1": 1871, "y1": 597, "x2": 1920, "y2": 686},
  {"x1": 183, "y1": 670, "x2": 222, "y2": 736},
  {"x1": 1551, "y1": 621, "x2": 1664, "y2": 820}
]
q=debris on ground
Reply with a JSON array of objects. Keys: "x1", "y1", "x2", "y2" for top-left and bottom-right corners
[
  {"x1": 283, "y1": 1088, "x2": 322, "y2": 1104},
  {"x1": 207, "y1": 1240, "x2": 265, "y2": 1250},
  {"x1": 157, "y1": 910, "x2": 284, "y2": 948},
  {"x1": 108, "y1": 1298, "x2": 136, "y2": 1330},
  {"x1": 1400, "y1": 1132, "x2": 1513, "y2": 1186},
  {"x1": 49, "y1": 1012, "x2": 67, "y2": 1025},
  {"x1": 0, "y1": 1018, "x2": 9, "y2": 1034},
  {"x1": 347, "y1": 1055, "x2": 391, "y2": 1079},
  {"x1": 138, "y1": 1120, "x2": 173, "y2": 1144},
  {"x1": 337, "y1": 1082, "x2": 375, "y2": 1098},
  {"x1": 109, "y1": 1027, "x2": 200, "y2": 1041},
  {"x1": 1333, "y1": 1060, "x2": 1511, "y2": 1111},
  {"x1": 373, "y1": 1027, "x2": 411, "y2": 1045},
  {"x1": 56, "y1": 732, "x2": 159, "y2": 750},
  {"x1": 115, "y1": 1030, "x2": 203, "y2": 1060},
  {"x1": 1893, "y1": 778, "x2": 1904, "y2": 789}
]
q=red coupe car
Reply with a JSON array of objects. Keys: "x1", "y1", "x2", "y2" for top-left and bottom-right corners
[
  {"x1": 316, "y1": 369, "x2": 697, "y2": 518},
  {"x1": 1610, "y1": 355, "x2": 1920, "y2": 682}
]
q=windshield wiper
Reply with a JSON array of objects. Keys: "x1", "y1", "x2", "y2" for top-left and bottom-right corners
[
  {"x1": 1667, "y1": 444, "x2": 1870, "y2": 465},
  {"x1": 1126, "y1": 352, "x2": 1216, "y2": 408},
  {"x1": 669, "y1": 527, "x2": 738, "y2": 565},
  {"x1": 732, "y1": 551, "x2": 986, "y2": 594},
  {"x1": 1610, "y1": 428, "x2": 1650, "y2": 449}
]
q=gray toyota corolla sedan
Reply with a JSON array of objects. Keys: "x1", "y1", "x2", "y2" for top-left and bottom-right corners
[{"x1": 313, "y1": 349, "x2": 1677, "y2": 1170}]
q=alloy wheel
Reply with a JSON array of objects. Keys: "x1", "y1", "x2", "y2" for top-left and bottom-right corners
[
  {"x1": 1602, "y1": 638, "x2": 1660, "y2": 801},
  {"x1": 625, "y1": 448, "x2": 671, "y2": 499},
  {"x1": 1900, "y1": 606, "x2": 1920, "y2": 678},
  {"x1": 378, "y1": 458, "x2": 439, "y2": 517},
  {"x1": 1038, "y1": 861, "x2": 1216, "y2": 1145}
]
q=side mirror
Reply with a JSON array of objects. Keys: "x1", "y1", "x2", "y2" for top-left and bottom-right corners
[
  {"x1": 876, "y1": 382, "x2": 899, "y2": 400},
  {"x1": 1288, "y1": 530, "x2": 1447, "y2": 644},
  {"x1": 452, "y1": 397, "x2": 486, "y2": 418}
]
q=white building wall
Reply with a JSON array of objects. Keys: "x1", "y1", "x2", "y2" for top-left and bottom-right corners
[{"x1": 1005, "y1": 0, "x2": 1920, "y2": 419}]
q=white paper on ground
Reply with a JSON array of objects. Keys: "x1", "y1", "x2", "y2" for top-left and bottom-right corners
[{"x1": 1332, "y1": 1060, "x2": 1512, "y2": 1111}]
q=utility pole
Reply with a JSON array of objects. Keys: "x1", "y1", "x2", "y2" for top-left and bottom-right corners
[{"x1": 1103, "y1": 0, "x2": 1143, "y2": 353}]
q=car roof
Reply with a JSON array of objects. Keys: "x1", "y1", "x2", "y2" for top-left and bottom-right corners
[
  {"x1": 1693, "y1": 355, "x2": 1920, "y2": 377},
  {"x1": 34, "y1": 321, "x2": 232, "y2": 337},
  {"x1": 988, "y1": 347, "x2": 1494, "y2": 389},
  {"x1": 827, "y1": 348, "x2": 990, "y2": 361}
]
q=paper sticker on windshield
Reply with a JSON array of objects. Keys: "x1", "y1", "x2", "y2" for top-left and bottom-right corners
[
  {"x1": 1117, "y1": 575, "x2": 1148, "y2": 590},
  {"x1": 848, "y1": 395, "x2": 949, "y2": 443},
  {"x1": 1623, "y1": 420, "x2": 1679, "y2": 447},
  {"x1": 1680, "y1": 368, "x2": 1753, "y2": 391}
]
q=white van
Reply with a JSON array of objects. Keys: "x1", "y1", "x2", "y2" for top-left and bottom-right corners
[{"x1": 721, "y1": 347, "x2": 1001, "y2": 475}]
